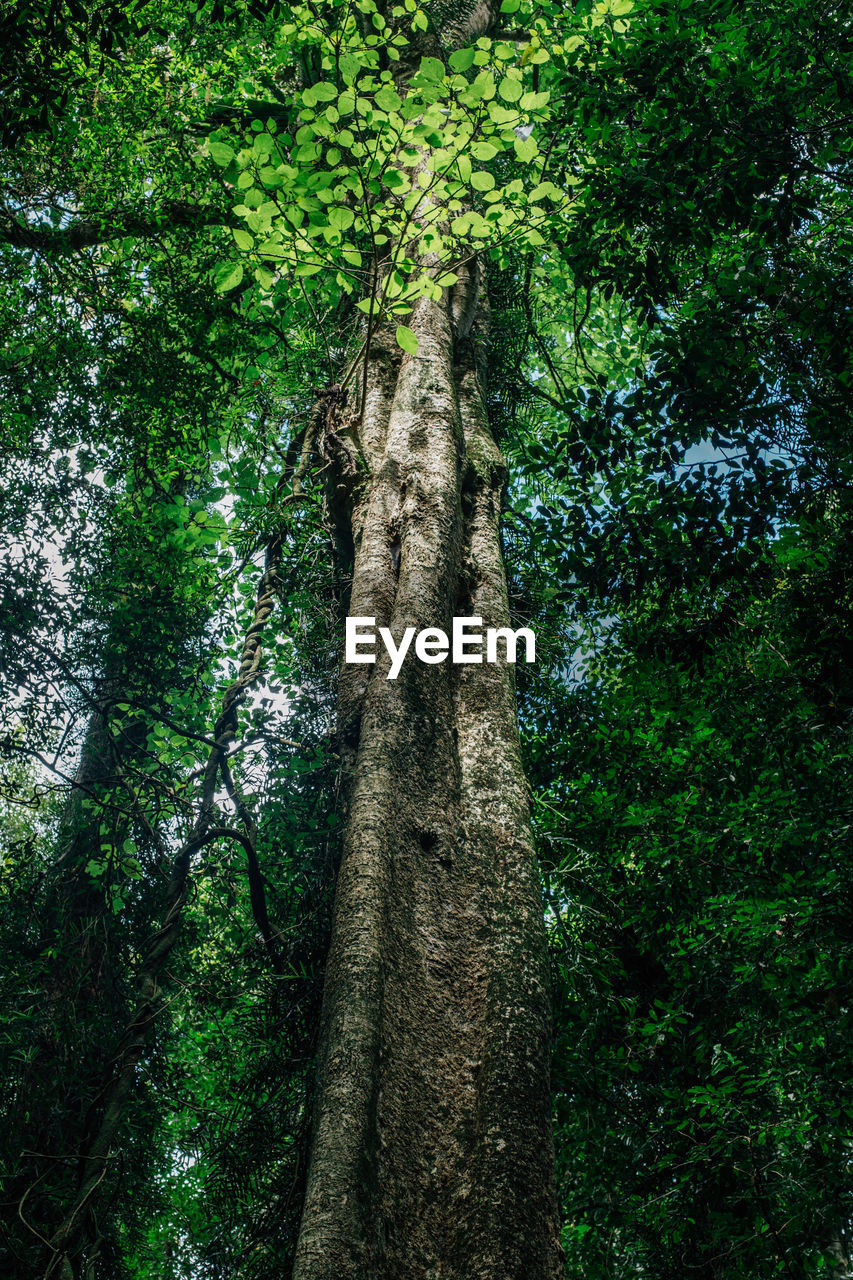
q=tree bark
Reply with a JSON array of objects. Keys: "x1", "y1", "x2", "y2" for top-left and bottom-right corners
[{"x1": 293, "y1": 267, "x2": 563, "y2": 1279}]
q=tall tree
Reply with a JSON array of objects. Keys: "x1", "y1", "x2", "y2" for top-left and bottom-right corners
[
  {"x1": 293, "y1": 303, "x2": 562, "y2": 1277},
  {"x1": 6, "y1": 0, "x2": 852, "y2": 1276},
  {"x1": 3, "y1": 0, "x2": 567, "y2": 1270}
]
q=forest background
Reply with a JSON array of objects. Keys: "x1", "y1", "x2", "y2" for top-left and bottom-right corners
[{"x1": 1, "y1": 0, "x2": 852, "y2": 1276}]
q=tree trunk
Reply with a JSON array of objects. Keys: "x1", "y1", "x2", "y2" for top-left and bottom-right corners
[{"x1": 293, "y1": 268, "x2": 563, "y2": 1279}]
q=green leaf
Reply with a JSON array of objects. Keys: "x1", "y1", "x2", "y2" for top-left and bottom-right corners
[
  {"x1": 209, "y1": 140, "x2": 236, "y2": 166},
  {"x1": 488, "y1": 102, "x2": 519, "y2": 124},
  {"x1": 499, "y1": 76, "x2": 523, "y2": 102},
  {"x1": 329, "y1": 206, "x2": 355, "y2": 230},
  {"x1": 213, "y1": 262, "x2": 244, "y2": 292},
  {"x1": 418, "y1": 56, "x2": 445, "y2": 81},
  {"x1": 471, "y1": 170, "x2": 496, "y2": 191},
  {"x1": 395, "y1": 324, "x2": 419, "y2": 354},
  {"x1": 514, "y1": 134, "x2": 538, "y2": 162},
  {"x1": 520, "y1": 89, "x2": 550, "y2": 110},
  {"x1": 232, "y1": 228, "x2": 254, "y2": 251},
  {"x1": 449, "y1": 47, "x2": 475, "y2": 72},
  {"x1": 375, "y1": 85, "x2": 402, "y2": 112}
]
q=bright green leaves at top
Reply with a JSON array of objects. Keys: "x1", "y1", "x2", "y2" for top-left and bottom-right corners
[
  {"x1": 560, "y1": 0, "x2": 635, "y2": 61},
  {"x1": 395, "y1": 324, "x2": 418, "y2": 354},
  {"x1": 449, "y1": 48, "x2": 476, "y2": 73},
  {"x1": 301, "y1": 80, "x2": 339, "y2": 109},
  {"x1": 209, "y1": 141, "x2": 237, "y2": 167},
  {"x1": 374, "y1": 85, "x2": 403, "y2": 113},
  {"x1": 417, "y1": 56, "x2": 446, "y2": 83},
  {"x1": 206, "y1": 15, "x2": 563, "y2": 318},
  {"x1": 498, "y1": 75, "x2": 524, "y2": 102},
  {"x1": 329, "y1": 206, "x2": 355, "y2": 232},
  {"x1": 214, "y1": 262, "x2": 244, "y2": 293},
  {"x1": 514, "y1": 134, "x2": 539, "y2": 163}
]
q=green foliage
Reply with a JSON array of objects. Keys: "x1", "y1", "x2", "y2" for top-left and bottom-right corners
[
  {"x1": 526, "y1": 531, "x2": 853, "y2": 1277},
  {"x1": 1, "y1": 0, "x2": 852, "y2": 1276},
  {"x1": 501, "y1": 1, "x2": 853, "y2": 1274}
]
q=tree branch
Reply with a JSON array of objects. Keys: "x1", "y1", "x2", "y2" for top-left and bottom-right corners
[{"x1": 0, "y1": 200, "x2": 229, "y2": 254}]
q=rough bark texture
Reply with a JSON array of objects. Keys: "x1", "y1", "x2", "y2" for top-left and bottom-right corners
[{"x1": 293, "y1": 270, "x2": 563, "y2": 1280}]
